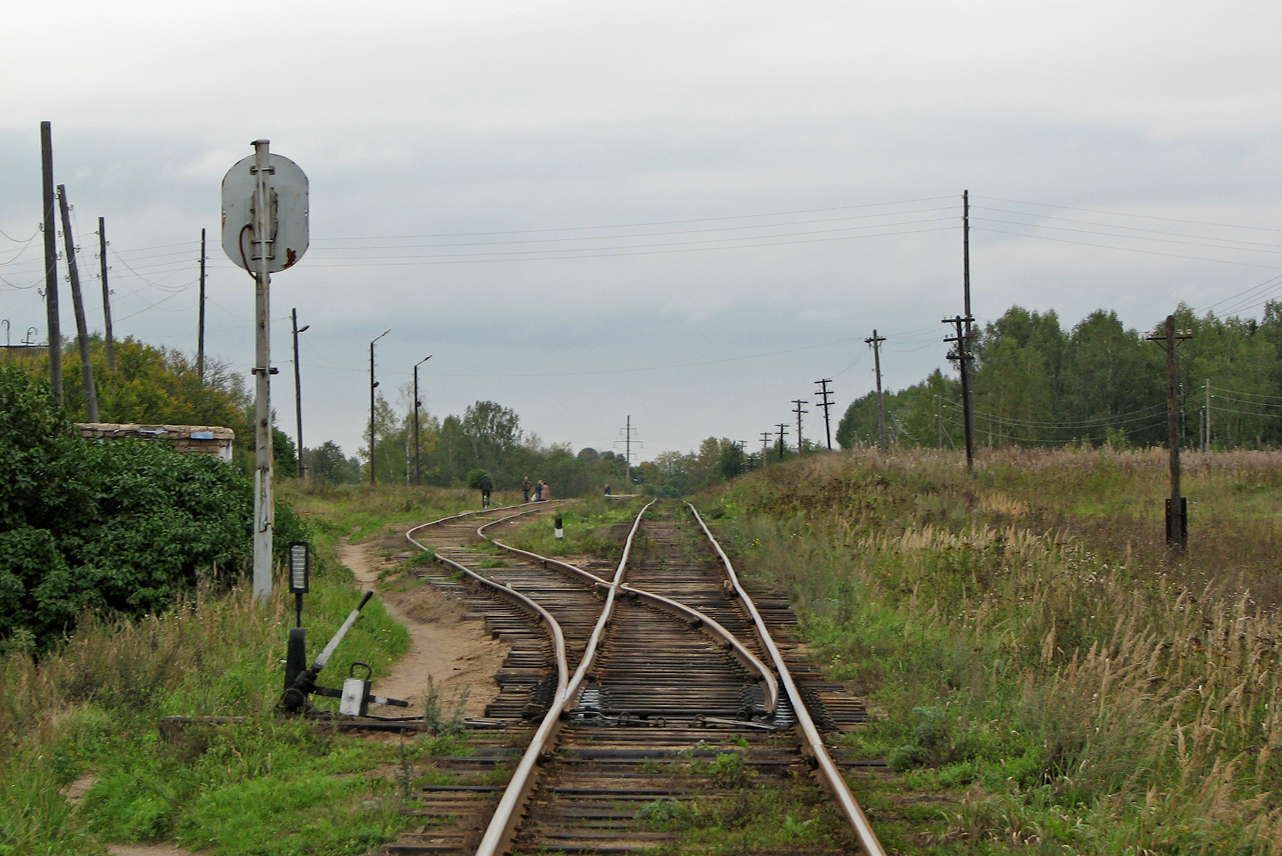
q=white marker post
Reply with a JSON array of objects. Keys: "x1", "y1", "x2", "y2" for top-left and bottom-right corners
[{"x1": 222, "y1": 141, "x2": 309, "y2": 601}]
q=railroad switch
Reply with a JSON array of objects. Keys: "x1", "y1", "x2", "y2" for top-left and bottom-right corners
[{"x1": 279, "y1": 590, "x2": 409, "y2": 717}]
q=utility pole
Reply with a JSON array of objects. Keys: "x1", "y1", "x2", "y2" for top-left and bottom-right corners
[
  {"x1": 616, "y1": 416, "x2": 639, "y2": 485},
  {"x1": 866, "y1": 330, "x2": 887, "y2": 450},
  {"x1": 776, "y1": 423, "x2": 789, "y2": 460},
  {"x1": 198, "y1": 229, "x2": 207, "y2": 379},
  {"x1": 369, "y1": 328, "x2": 390, "y2": 486},
  {"x1": 57, "y1": 186, "x2": 98, "y2": 422},
  {"x1": 792, "y1": 399, "x2": 808, "y2": 455},
  {"x1": 814, "y1": 378, "x2": 834, "y2": 450},
  {"x1": 97, "y1": 218, "x2": 115, "y2": 370},
  {"x1": 961, "y1": 190, "x2": 976, "y2": 456},
  {"x1": 943, "y1": 315, "x2": 975, "y2": 470},
  {"x1": 1147, "y1": 316, "x2": 1192, "y2": 553},
  {"x1": 41, "y1": 122, "x2": 62, "y2": 400},
  {"x1": 760, "y1": 430, "x2": 773, "y2": 468},
  {"x1": 291, "y1": 309, "x2": 309, "y2": 479},
  {"x1": 413, "y1": 355, "x2": 432, "y2": 485},
  {"x1": 1204, "y1": 379, "x2": 1211, "y2": 452}
]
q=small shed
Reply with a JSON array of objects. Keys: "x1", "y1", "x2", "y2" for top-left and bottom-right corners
[{"x1": 76, "y1": 423, "x2": 236, "y2": 462}]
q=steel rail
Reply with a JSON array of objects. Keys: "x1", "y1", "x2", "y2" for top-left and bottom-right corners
[
  {"x1": 686, "y1": 502, "x2": 888, "y2": 856},
  {"x1": 478, "y1": 512, "x2": 780, "y2": 715},
  {"x1": 470, "y1": 499, "x2": 656, "y2": 856}
]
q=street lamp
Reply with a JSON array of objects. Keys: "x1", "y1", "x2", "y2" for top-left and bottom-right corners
[
  {"x1": 369, "y1": 328, "x2": 390, "y2": 486},
  {"x1": 291, "y1": 309, "x2": 310, "y2": 479},
  {"x1": 413, "y1": 355, "x2": 433, "y2": 485}
]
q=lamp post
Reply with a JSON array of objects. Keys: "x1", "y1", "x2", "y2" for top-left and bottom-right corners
[
  {"x1": 413, "y1": 355, "x2": 432, "y2": 485},
  {"x1": 369, "y1": 328, "x2": 390, "y2": 486},
  {"x1": 291, "y1": 309, "x2": 309, "y2": 479}
]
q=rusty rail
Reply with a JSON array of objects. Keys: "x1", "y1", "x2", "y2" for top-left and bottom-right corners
[
  {"x1": 478, "y1": 510, "x2": 779, "y2": 714},
  {"x1": 686, "y1": 502, "x2": 887, "y2": 856},
  {"x1": 468, "y1": 500, "x2": 654, "y2": 856}
]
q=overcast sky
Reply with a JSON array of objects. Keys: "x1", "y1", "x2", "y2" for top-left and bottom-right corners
[{"x1": 3, "y1": 2, "x2": 1280, "y2": 463}]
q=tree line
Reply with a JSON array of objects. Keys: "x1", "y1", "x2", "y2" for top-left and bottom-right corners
[{"x1": 837, "y1": 303, "x2": 1282, "y2": 450}]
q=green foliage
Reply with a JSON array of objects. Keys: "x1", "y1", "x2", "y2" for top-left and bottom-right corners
[
  {"x1": 0, "y1": 366, "x2": 307, "y2": 650},
  {"x1": 839, "y1": 301, "x2": 1282, "y2": 451}
]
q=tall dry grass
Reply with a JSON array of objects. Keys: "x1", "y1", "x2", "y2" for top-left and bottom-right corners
[{"x1": 713, "y1": 447, "x2": 1282, "y2": 853}]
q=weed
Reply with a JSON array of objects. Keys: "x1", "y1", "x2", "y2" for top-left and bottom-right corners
[{"x1": 421, "y1": 676, "x2": 469, "y2": 736}]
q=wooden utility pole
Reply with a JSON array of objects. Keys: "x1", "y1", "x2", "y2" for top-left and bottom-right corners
[
  {"x1": 57, "y1": 186, "x2": 98, "y2": 422},
  {"x1": 943, "y1": 315, "x2": 975, "y2": 469},
  {"x1": 866, "y1": 330, "x2": 887, "y2": 450},
  {"x1": 98, "y1": 218, "x2": 115, "y2": 370},
  {"x1": 1147, "y1": 316, "x2": 1192, "y2": 553},
  {"x1": 776, "y1": 423, "x2": 789, "y2": 460},
  {"x1": 1204, "y1": 379, "x2": 1211, "y2": 452},
  {"x1": 814, "y1": 378, "x2": 834, "y2": 450},
  {"x1": 41, "y1": 122, "x2": 62, "y2": 399},
  {"x1": 198, "y1": 229, "x2": 207, "y2": 379},
  {"x1": 961, "y1": 190, "x2": 976, "y2": 460},
  {"x1": 292, "y1": 309, "x2": 309, "y2": 479},
  {"x1": 760, "y1": 430, "x2": 773, "y2": 468},
  {"x1": 792, "y1": 399, "x2": 808, "y2": 455}
]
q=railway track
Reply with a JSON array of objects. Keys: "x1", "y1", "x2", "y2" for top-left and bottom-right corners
[{"x1": 389, "y1": 500, "x2": 884, "y2": 856}]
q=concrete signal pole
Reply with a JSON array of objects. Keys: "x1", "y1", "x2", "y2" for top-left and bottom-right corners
[{"x1": 221, "y1": 139, "x2": 309, "y2": 602}]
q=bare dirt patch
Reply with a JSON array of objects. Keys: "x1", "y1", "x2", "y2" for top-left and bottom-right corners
[{"x1": 337, "y1": 537, "x2": 509, "y2": 718}]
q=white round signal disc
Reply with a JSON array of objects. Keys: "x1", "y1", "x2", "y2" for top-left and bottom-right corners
[{"x1": 221, "y1": 153, "x2": 309, "y2": 273}]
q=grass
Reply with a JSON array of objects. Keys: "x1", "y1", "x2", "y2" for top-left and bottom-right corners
[
  {"x1": 496, "y1": 494, "x2": 643, "y2": 559},
  {"x1": 0, "y1": 482, "x2": 479, "y2": 856},
  {"x1": 703, "y1": 447, "x2": 1282, "y2": 855}
]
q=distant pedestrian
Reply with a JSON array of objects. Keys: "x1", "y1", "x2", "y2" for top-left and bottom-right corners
[
  {"x1": 604, "y1": 483, "x2": 612, "y2": 495},
  {"x1": 480, "y1": 473, "x2": 493, "y2": 508},
  {"x1": 522, "y1": 475, "x2": 531, "y2": 503},
  {"x1": 541, "y1": 481, "x2": 551, "y2": 502},
  {"x1": 535, "y1": 479, "x2": 545, "y2": 501}
]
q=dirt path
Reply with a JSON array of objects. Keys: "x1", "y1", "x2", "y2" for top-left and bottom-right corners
[
  {"x1": 104, "y1": 539, "x2": 508, "y2": 856},
  {"x1": 336, "y1": 537, "x2": 509, "y2": 718}
]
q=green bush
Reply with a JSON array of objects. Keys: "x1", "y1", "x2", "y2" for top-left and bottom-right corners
[{"x1": 0, "y1": 366, "x2": 307, "y2": 650}]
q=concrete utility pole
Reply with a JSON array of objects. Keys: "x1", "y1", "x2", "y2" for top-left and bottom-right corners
[
  {"x1": 369, "y1": 328, "x2": 390, "y2": 486},
  {"x1": 814, "y1": 378, "x2": 834, "y2": 450},
  {"x1": 98, "y1": 218, "x2": 115, "y2": 370},
  {"x1": 57, "y1": 186, "x2": 98, "y2": 422},
  {"x1": 198, "y1": 229, "x2": 207, "y2": 379},
  {"x1": 291, "y1": 309, "x2": 309, "y2": 479},
  {"x1": 1147, "y1": 315, "x2": 1192, "y2": 553},
  {"x1": 943, "y1": 315, "x2": 975, "y2": 470},
  {"x1": 776, "y1": 423, "x2": 789, "y2": 460},
  {"x1": 866, "y1": 330, "x2": 887, "y2": 450},
  {"x1": 41, "y1": 122, "x2": 62, "y2": 399},
  {"x1": 792, "y1": 399, "x2": 808, "y2": 455},
  {"x1": 413, "y1": 355, "x2": 432, "y2": 484}
]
